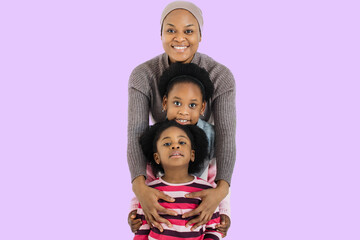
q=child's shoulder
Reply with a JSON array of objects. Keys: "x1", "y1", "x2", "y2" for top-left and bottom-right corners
[
  {"x1": 193, "y1": 176, "x2": 214, "y2": 189},
  {"x1": 146, "y1": 177, "x2": 163, "y2": 187},
  {"x1": 197, "y1": 119, "x2": 214, "y2": 132}
]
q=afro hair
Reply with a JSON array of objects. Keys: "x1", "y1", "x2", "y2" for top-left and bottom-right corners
[
  {"x1": 139, "y1": 120, "x2": 209, "y2": 175},
  {"x1": 158, "y1": 63, "x2": 214, "y2": 102}
]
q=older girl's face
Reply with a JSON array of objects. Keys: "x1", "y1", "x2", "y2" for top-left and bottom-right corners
[{"x1": 161, "y1": 9, "x2": 201, "y2": 64}]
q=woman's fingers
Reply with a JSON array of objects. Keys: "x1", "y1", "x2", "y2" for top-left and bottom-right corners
[
  {"x1": 152, "y1": 208, "x2": 173, "y2": 228},
  {"x1": 146, "y1": 213, "x2": 164, "y2": 232},
  {"x1": 182, "y1": 205, "x2": 203, "y2": 218},
  {"x1": 190, "y1": 213, "x2": 211, "y2": 230},
  {"x1": 157, "y1": 190, "x2": 176, "y2": 203},
  {"x1": 185, "y1": 190, "x2": 205, "y2": 199},
  {"x1": 157, "y1": 204, "x2": 178, "y2": 217}
]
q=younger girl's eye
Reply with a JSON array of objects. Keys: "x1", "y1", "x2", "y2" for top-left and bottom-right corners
[
  {"x1": 189, "y1": 103, "x2": 197, "y2": 108},
  {"x1": 179, "y1": 141, "x2": 186, "y2": 145},
  {"x1": 174, "y1": 101, "x2": 181, "y2": 106},
  {"x1": 164, "y1": 142, "x2": 171, "y2": 146}
]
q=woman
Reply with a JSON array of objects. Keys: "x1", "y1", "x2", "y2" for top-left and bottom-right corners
[{"x1": 127, "y1": 1, "x2": 236, "y2": 235}]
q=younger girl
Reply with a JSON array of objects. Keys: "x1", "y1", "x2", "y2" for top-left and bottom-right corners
[
  {"x1": 129, "y1": 63, "x2": 231, "y2": 236},
  {"x1": 134, "y1": 120, "x2": 222, "y2": 240}
]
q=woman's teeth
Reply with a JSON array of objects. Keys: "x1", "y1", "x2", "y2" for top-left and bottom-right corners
[{"x1": 173, "y1": 46, "x2": 188, "y2": 50}]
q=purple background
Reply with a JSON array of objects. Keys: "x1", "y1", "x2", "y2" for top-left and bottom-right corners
[{"x1": 1, "y1": 0, "x2": 359, "y2": 239}]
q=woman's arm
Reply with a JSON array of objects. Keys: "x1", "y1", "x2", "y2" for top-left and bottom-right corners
[
  {"x1": 213, "y1": 89, "x2": 236, "y2": 185},
  {"x1": 127, "y1": 88, "x2": 149, "y2": 181}
]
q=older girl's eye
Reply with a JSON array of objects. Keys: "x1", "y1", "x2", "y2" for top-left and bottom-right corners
[
  {"x1": 185, "y1": 29, "x2": 193, "y2": 34},
  {"x1": 189, "y1": 103, "x2": 197, "y2": 108},
  {"x1": 174, "y1": 101, "x2": 181, "y2": 106},
  {"x1": 179, "y1": 141, "x2": 186, "y2": 145},
  {"x1": 163, "y1": 142, "x2": 171, "y2": 146}
]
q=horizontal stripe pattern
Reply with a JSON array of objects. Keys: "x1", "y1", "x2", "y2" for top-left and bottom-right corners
[{"x1": 134, "y1": 177, "x2": 222, "y2": 240}]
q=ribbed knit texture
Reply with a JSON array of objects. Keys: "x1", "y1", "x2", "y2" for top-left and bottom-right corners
[{"x1": 127, "y1": 52, "x2": 236, "y2": 184}]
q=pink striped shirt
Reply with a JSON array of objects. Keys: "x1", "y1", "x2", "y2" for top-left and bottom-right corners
[{"x1": 134, "y1": 177, "x2": 222, "y2": 240}]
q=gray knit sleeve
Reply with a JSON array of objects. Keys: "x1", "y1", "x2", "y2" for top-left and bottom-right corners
[
  {"x1": 212, "y1": 69, "x2": 236, "y2": 185},
  {"x1": 127, "y1": 67, "x2": 151, "y2": 182}
]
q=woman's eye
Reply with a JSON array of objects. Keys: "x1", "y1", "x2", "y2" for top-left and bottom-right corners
[
  {"x1": 189, "y1": 103, "x2": 197, "y2": 108},
  {"x1": 174, "y1": 101, "x2": 181, "y2": 106},
  {"x1": 167, "y1": 29, "x2": 175, "y2": 33},
  {"x1": 185, "y1": 29, "x2": 193, "y2": 34}
]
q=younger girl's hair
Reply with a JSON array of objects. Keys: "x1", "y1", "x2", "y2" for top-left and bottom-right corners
[
  {"x1": 139, "y1": 120, "x2": 208, "y2": 175},
  {"x1": 158, "y1": 63, "x2": 214, "y2": 102}
]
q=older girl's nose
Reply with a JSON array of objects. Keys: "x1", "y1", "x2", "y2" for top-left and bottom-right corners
[{"x1": 178, "y1": 106, "x2": 189, "y2": 115}]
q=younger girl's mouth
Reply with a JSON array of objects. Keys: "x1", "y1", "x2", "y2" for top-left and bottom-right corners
[{"x1": 170, "y1": 151, "x2": 184, "y2": 158}]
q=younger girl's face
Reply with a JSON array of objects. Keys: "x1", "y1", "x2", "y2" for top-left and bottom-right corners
[
  {"x1": 154, "y1": 126, "x2": 195, "y2": 170},
  {"x1": 163, "y1": 82, "x2": 205, "y2": 125}
]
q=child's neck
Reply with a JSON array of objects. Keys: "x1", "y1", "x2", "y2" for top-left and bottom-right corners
[{"x1": 162, "y1": 168, "x2": 194, "y2": 184}]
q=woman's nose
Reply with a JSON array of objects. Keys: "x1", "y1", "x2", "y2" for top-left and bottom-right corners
[{"x1": 174, "y1": 32, "x2": 185, "y2": 42}]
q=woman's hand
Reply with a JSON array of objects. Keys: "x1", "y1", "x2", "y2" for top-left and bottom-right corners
[
  {"x1": 132, "y1": 176, "x2": 178, "y2": 232},
  {"x1": 128, "y1": 210, "x2": 142, "y2": 233},
  {"x1": 182, "y1": 180, "x2": 229, "y2": 230},
  {"x1": 215, "y1": 214, "x2": 231, "y2": 237}
]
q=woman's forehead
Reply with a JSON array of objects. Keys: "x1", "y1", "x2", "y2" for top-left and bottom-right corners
[{"x1": 163, "y1": 9, "x2": 198, "y2": 26}]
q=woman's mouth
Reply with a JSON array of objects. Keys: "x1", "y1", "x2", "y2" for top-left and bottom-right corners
[{"x1": 172, "y1": 45, "x2": 189, "y2": 52}]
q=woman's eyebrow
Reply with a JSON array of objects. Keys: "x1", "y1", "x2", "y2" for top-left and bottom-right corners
[{"x1": 166, "y1": 23, "x2": 194, "y2": 27}]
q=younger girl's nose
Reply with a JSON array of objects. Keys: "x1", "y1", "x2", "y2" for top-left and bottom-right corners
[{"x1": 171, "y1": 145, "x2": 180, "y2": 149}]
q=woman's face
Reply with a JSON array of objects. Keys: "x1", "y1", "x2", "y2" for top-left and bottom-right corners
[{"x1": 161, "y1": 9, "x2": 201, "y2": 64}]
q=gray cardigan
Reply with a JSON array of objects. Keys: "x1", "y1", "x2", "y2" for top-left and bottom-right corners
[{"x1": 127, "y1": 52, "x2": 236, "y2": 185}]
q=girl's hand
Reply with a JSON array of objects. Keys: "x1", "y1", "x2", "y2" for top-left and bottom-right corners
[
  {"x1": 128, "y1": 210, "x2": 142, "y2": 233},
  {"x1": 132, "y1": 176, "x2": 178, "y2": 232},
  {"x1": 182, "y1": 180, "x2": 229, "y2": 230},
  {"x1": 215, "y1": 214, "x2": 231, "y2": 237}
]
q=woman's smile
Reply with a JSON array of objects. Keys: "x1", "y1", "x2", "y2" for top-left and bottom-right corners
[{"x1": 172, "y1": 45, "x2": 189, "y2": 52}]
